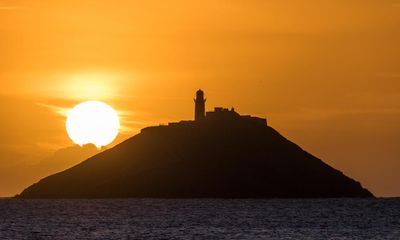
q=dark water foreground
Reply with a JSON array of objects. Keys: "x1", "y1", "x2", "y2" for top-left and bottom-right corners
[{"x1": 0, "y1": 198, "x2": 399, "y2": 239}]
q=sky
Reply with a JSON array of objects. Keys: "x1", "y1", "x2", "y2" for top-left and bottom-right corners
[{"x1": 0, "y1": 0, "x2": 400, "y2": 197}]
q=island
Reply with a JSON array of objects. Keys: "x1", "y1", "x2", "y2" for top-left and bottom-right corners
[{"x1": 17, "y1": 90, "x2": 373, "y2": 198}]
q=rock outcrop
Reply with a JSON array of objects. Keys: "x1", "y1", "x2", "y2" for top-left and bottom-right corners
[{"x1": 18, "y1": 111, "x2": 373, "y2": 198}]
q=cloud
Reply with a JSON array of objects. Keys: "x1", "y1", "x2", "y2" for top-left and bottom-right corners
[
  {"x1": 36, "y1": 103, "x2": 69, "y2": 117},
  {"x1": 35, "y1": 102, "x2": 145, "y2": 135},
  {"x1": 269, "y1": 107, "x2": 400, "y2": 123},
  {"x1": 375, "y1": 72, "x2": 400, "y2": 79},
  {"x1": 0, "y1": 144, "x2": 100, "y2": 197},
  {"x1": 0, "y1": 6, "x2": 17, "y2": 10}
]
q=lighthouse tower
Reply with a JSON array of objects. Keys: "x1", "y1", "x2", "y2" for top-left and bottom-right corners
[{"x1": 194, "y1": 89, "x2": 206, "y2": 121}]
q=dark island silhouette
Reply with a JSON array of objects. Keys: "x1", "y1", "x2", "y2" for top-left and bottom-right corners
[{"x1": 18, "y1": 90, "x2": 373, "y2": 198}]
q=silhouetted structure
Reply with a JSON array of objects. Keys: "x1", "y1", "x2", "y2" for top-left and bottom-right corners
[
  {"x1": 193, "y1": 90, "x2": 267, "y2": 125},
  {"x1": 194, "y1": 89, "x2": 205, "y2": 121},
  {"x1": 17, "y1": 90, "x2": 373, "y2": 199},
  {"x1": 205, "y1": 107, "x2": 267, "y2": 126}
]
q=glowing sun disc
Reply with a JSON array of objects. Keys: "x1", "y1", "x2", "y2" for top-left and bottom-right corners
[{"x1": 66, "y1": 101, "x2": 120, "y2": 148}]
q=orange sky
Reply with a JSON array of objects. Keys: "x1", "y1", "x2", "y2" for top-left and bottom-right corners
[{"x1": 1, "y1": 0, "x2": 400, "y2": 197}]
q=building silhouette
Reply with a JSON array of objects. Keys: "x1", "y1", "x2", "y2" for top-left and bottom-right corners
[
  {"x1": 194, "y1": 89, "x2": 206, "y2": 121},
  {"x1": 193, "y1": 89, "x2": 267, "y2": 125},
  {"x1": 164, "y1": 89, "x2": 267, "y2": 128}
]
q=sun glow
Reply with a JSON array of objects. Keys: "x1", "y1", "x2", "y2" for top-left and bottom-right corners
[
  {"x1": 66, "y1": 101, "x2": 120, "y2": 148},
  {"x1": 50, "y1": 72, "x2": 123, "y2": 101}
]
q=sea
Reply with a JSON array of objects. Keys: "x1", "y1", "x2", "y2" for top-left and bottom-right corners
[{"x1": 0, "y1": 198, "x2": 399, "y2": 239}]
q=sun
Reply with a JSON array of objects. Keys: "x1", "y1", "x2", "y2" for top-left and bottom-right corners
[{"x1": 66, "y1": 101, "x2": 120, "y2": 148}]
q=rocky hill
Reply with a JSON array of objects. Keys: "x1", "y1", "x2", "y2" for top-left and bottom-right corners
[{"x1": 18, "y1": 110, "x2": 373, "y2": 198}]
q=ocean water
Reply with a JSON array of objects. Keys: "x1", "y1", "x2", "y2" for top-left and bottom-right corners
[{"x1": 0, "y1": 198, "x2": 399, "y2": 239}]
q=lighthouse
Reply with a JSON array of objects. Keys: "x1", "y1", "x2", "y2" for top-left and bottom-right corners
[{"x1": 194, "y1": 89, "x2": 206, "y2": 121}]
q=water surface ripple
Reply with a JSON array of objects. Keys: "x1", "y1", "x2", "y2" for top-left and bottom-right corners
[{"x1": 0, "y1": 198, "x2": 399, "y2": 239}]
